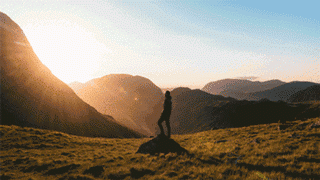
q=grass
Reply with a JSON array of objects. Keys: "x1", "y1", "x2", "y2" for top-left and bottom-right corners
[{"x1": 1, "y1": 117, "x2": 319, "y2": 180}]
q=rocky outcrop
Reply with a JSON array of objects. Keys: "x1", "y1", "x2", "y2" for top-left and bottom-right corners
[{"x1": 136, "y1": 135, "x2": 188, "y2": 155}]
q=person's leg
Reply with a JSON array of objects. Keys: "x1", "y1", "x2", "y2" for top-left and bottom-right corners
[
  {"x1": 158, "y1": 117, "x2": 165, "y2": 135},
  {"x1": 165, "y1": 119, "x2": 171, "y2": 138}
]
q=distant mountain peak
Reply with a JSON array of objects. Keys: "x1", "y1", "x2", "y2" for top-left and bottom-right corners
[{"x1": 202, "y1": 78, "x2": 285, "y2": 96}]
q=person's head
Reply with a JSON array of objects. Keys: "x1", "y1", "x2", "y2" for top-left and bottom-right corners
[{"x1": 165, "y1": 91, "x2": 171, "y2": 99}]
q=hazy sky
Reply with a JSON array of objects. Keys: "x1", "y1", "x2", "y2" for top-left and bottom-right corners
[{"x1": 1, "y1": 0, "x2": 319, "y2": 88}]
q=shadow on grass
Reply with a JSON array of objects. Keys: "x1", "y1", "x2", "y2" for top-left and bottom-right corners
[
  {"x1": 306, "y1": 133, "x2": 320, "y2": 138},
  {"x1": 107, "y1": 168, "x2": 155, "y2": 179},
  {"x1": 237, "y1": 162, "x2": 319, "y2": 179},
  {"x1": 0, "y1": 174, "x2": 12, "y2": 180},
  {"x1": 46, "y1": 164, "x2": 80, "y2": 175},
  {"x1": 83, "y1": 165, "x2": 105, "y2": 177},
  {"x1": 296, "y1": 156, "x2": 320, "y2": 164},
  {"x1": 197, "y1": 156, "x2": 223, "y2": 165},
  {"x1": 23, "y1": 164, "x2": 51, "y2": 172}
]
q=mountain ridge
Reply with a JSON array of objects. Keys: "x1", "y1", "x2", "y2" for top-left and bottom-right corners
[
  {"x1": 246, "y1": 81, "x2": 319, "y2": 101},
  {"x1": 202, "y1": 79, "x2": 285, "y2": 95},
  {"x1": 1, "y1": 12, "x2": 143, "y2": 138},
  {"x1": 69, "y1": 74, "x2": 164, "y2": 136},
  {"x1": 202, "y1": 78, "x2": 319, "y2": 101}
]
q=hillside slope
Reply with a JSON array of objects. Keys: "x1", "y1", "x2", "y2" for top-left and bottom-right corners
[
  {"x1": 1, "y1": 117, "x2": 319, "y2": 179},
  {"x1": 0, "y1": 12, "x2": 142, "y2": 138},
  {"x1": 246, "y1": 81, "x2": 319, "y2": 101},
  {"x1": 288, "y1": 85, "x2": 320, "y2": 102},
  {"x1": 169, "y1": 89, "x2": 236, "y2": 134},
  {"x1": 69, "y1": 74, "x2": 164, "y2": 136},
  {"x1": 210, "y1": 100, "x2": 304, "y2": 128},
  {"x1": 169, "y1": 87, "x2": 319, "y2": 134}
]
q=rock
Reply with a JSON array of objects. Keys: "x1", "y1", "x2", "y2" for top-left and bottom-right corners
[{"x1": 136, "y1": 134, "x2": 188, "y2": 155}]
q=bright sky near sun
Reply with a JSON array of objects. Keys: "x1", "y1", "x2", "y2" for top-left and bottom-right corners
[{"x1": 1, "y1": 0, "x2": 319, "y2": 88}]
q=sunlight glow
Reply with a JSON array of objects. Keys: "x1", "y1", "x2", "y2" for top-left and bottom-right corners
[{"x1": 23, "y1": 19, "x2": 109, "y2": 83}]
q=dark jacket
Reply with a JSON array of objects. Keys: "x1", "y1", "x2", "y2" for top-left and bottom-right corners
[{"x1": 162, "y1": 96, "x2": 172, "y2": 115}]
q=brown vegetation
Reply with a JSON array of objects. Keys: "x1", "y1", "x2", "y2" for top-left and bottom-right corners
[{"x1": 1, "y1": 118, "x2": 319, "y2": 179}]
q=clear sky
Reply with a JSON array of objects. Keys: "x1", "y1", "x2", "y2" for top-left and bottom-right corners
[{"x1": 1, "y1": 0, "x2": 319, "y2": 88}]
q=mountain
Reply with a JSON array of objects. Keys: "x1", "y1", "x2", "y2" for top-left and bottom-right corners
[
  {"x1": 168, "y1": 88, "x2": 319, "y2": 135},
  {"x1": 169, "y1": 87, "x2": 191, "y2": 97},
  {"x1": 0, "y1": 12, "x2": 142, "y2": 138},
  {"x1": 288, "y1": 85, "x2": 320, "y2": 102},
  {"x1": 202, "y1": 79, "x2": 319, "y2": 102},
  {"x1": 202, "y1": 79, "x2": 285, "y2": 96},
  {"x1": 69, "y1": 74, "x2": 164, "y2": 136},
  {"x1": 247, "y1": 81, "x2": 319, "y2": 101},
  {"x1": 169, "y1": 89, "x2": 236, "y2": 134}
]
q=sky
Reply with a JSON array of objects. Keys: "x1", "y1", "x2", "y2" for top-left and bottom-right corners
[{"x1": 1, "y1": 0, "x2": 319, "y2": 88}]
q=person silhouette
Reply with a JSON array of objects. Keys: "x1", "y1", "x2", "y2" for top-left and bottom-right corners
[{"x1": 158, "y1": 91, "x2": 172, "y2": 138}]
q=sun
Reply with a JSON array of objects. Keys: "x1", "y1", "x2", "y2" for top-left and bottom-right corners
[{"x1": 22, "y1": 19, "x2": 108, "y2": 83}]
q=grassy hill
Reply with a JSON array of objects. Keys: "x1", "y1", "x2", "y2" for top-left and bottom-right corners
[{"x1": 1, "y1": 117, "x2": 319, "y2": 179}]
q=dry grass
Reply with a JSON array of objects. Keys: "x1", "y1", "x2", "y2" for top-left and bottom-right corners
[{"x1": 1, "y1": 118, "x2": 319, "y2": 180}]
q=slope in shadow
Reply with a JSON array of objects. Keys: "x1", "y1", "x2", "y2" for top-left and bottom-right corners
[
  {"x1": 169, "y1": 89, "x2": 236, "y2": 135},
  {"x1": 211, "y1": 100, "x2": 307, "y2": 128},
  {"x1": 288, "y1": 85, "x2": 320, "y2": 102}
]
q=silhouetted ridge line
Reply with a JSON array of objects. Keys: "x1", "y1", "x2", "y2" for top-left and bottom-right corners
[{"x1": 0, "y1": 12, "x2": 143, "y2": 138}]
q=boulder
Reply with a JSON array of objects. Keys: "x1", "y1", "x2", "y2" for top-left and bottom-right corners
[{"x1": 136, "y1": 134, "x2": 188, "y2": 155}]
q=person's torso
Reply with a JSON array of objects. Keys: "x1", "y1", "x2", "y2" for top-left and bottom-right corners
[{"x1": 163, "y1": 99, "x2": 172, "y2": 112}]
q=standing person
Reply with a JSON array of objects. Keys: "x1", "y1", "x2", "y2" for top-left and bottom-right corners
[{"x1": 158, "y1": 91, "x2": 172, "y2": 138}]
